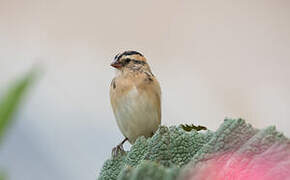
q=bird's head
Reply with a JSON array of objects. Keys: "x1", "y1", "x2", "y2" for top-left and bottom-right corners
[{"x1": 111, "y1": 50, "x2": 148, "y2": 71}]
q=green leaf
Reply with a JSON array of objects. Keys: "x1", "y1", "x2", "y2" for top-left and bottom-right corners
[
  {"x1": 180, "y1": 124, "x2": 207, "y2": 132},
  {"x1": 0, "y1": 71, "x2": 36, "y2": 144},
  {"x1": 0, "y1": 170, "x2": 6, "y2": 180}
]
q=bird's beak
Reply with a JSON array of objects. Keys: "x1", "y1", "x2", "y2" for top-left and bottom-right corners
[{"x1": 110, "y1": 61, "x2": 122, "y2": 69}]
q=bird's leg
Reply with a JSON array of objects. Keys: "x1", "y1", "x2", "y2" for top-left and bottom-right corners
[{"x1": 112, "y1": 137, "x2": 128, "y2": 157}]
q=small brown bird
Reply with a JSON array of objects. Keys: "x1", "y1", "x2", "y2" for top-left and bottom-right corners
[{"x1": 110, "y1": 50, "x2": 161, "y2": 155}]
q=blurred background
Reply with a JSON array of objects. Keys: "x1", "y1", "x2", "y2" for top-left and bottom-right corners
[{"x1": 0, "y1": 0, "x2": 290, "y2": 179}]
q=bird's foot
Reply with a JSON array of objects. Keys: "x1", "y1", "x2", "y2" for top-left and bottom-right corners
[
  {"x1": 111, "y1": 144, "x2": 126, "y2": 158},
  {"x1": 111, "y1": 137, "x2": 128, "y2": 158}
]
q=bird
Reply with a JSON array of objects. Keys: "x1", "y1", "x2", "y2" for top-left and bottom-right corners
[{"x1": 110, "y1": 50, "x2": 161, "y2": 156}]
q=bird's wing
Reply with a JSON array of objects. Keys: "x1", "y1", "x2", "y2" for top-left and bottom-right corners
[{"x1": 135, "y1": 71, "x2": 162, "y2": 124}]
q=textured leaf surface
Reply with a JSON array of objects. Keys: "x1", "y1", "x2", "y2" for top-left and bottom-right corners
[{"x1": 98, "y1": 119, "x2": 290, "y2": 180}]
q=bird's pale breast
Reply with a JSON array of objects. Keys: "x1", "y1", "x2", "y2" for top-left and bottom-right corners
[{"x1": 111, "y1": 83, "x2": 161, "y2": 144}]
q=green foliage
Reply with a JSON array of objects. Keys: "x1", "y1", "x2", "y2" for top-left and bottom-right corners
[
  {"x1": 98, "y1": 123, "x2": 214, "y2": 180},
  {"x1": 98, "y1": 119, "x2": 290, "y2": 180},
  {"x1": 0, "y1": 71, "x2": 35, "y2": 144},
  {"x1": 0, "y1": 71, "x2": 36, "y2": 180},
  {"x1": 118, "y1": 161, "x2": 179, "y2": 180},
  {"x1": 0, "y1": 171, "x2": 6, "y2": 180}
]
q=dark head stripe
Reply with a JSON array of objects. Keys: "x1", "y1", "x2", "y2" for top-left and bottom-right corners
[
  {"x1": 114, "y1": 53, "x2": 120, "y2": 60},
  {"x1": 121, "y1": 51, "x2": 143, "y2": 57},
  {"x1": 115, "y1": 51, "x2": 143, "y2": 61}
]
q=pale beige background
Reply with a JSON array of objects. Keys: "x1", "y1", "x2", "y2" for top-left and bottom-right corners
[{"x1": 0, "y1": 0, "x2": 290, "y2": 180}]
